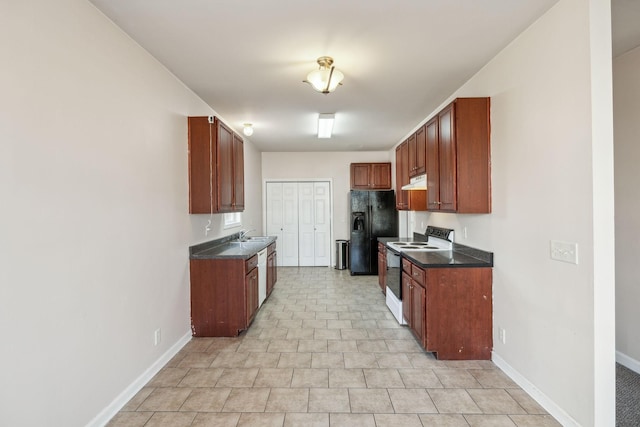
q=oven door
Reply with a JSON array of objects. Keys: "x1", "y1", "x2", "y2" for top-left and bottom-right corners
[
  {"x1": 386, "y1": 249, "x2": 402, "y2": 299},
  {"x1": 385, "y1": 248, "x2": 406, "y2": 324}
]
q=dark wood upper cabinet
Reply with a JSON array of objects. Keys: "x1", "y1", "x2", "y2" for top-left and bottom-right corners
[
  {"x1": 438, "y1": 103, "x2": 457, "y2": 211},
  {"x1": 188, "y1": 116, "x2": 244, "y2": 213},
  {"x1": 350, "y1": 162, "x2": 392, "y2": 190},
  {"x1": 426, "y1": 117, "x2": 440, "y2": 210},
  {"x1": 395, "y1": 140, "x2": 427, "y2": 211},
  {"x1": 217, "y1": 121, "x2": 234, "y2": 212},
  {"x1": 351, "y1": 163, "x2": 371, "y2": 189},
  {"x1": 395, "y1": 143, "x2": 408, "y2": 210},
  {"x1": 232, "y1": 134, "x2": 244, "y2": 211},
  {"x1": 408, "y1": 125, "x2": 426, "y2": 177},
  {"x1": 425, "y1": 98, "x2": 491, "y2": 213}
]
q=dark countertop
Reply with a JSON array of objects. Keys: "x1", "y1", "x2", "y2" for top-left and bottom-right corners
[
  {"x1": 378, "y1": 236, "x2": 493, "y2": 268},
  {"x1": 190, "y1": 234, "x2": 277, "y2": 260}
]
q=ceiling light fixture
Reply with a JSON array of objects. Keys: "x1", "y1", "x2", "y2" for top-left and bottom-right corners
[
  {"x1": 304, "y1": 56, "x2": 344, "y2": 94},
  {"x1": 318, "y1": 113, "x2": 335, "y2": 139},
  {"x1": 243, "y1": 123, "x2": 254, "y2": 136}
]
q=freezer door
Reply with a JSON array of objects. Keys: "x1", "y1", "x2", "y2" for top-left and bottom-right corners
[
  {"x1": 349, "y1": 229, "x2": 369, "y2": 274},
  {"x1": 369, "y1": 190, "x2": 398, "y2": 237},
  {"x1": 350, "y1": 191, "x2": 370, "y2": 274}
]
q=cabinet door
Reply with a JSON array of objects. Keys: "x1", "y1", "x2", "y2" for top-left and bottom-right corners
[
  {"x1": 414, "y1": 125, "x2": 426, "y2": 176},
  {"x1": 217, "y1": 121, "x2": 234, "y2": 212},
  {"x1": 401, "y1": 271, "x2": 411, "y2": 324},
  {"x1": 407, "y1": 133, "x2": 418, "y2": 177},
  {"x1": 267, "y1": 252, "x2": 275, "y2": 296},
  {"x1": 233, "y1": 134, "x2": 244, "y2": 211},
  {"x1": 438, "y1": 103, "x2": 457, "y2": 211},
  {"x1": 426, "y1": 117, "x2": 440, "y2": 210},
  {"x1": 411, "y1": 282, "x2": 425, "y2": 343},
  {"x1": 188, "y1": 117, "x2": 217, "y2": 214},
  {"x1": 371, "y1": 163, "x2": 391, "y2": 189},
  {"x1": 377, "y1": 250, "x2": 386, "y2": 293},
  {"x1": 350, "y1": 163, "x2": 371, "y2": 189},
  {"x1": 395, "y1": 143, "x2": 408, "y2": 210},
  {"x1": 245, "y1": 267, "x2": 259, "y2": 326},
  {"x1": 424, "y1": 267, "x2": 492, "y2": 360}
]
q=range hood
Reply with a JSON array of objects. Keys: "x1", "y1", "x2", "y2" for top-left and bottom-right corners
[{"x1": 401, "y1": 174, "x2": 427, "y2": 190}]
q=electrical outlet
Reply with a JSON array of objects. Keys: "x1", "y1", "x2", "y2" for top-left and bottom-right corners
[
  {"x1": 550, "y1": 240, "x2": 578, "y2": 264},
  {"x1": 498, "y1": 327, "x2": 506, "y2": 344},
  {"x1": 154, "y1": 328, "x2": 161, "y2": 346}
]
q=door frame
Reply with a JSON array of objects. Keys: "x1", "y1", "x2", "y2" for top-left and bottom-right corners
[{"x1": 263, "y1": 178, "x2": 334, "y2": 267}]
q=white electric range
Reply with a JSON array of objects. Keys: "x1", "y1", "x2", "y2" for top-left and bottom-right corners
[{"x1": 385, "y1": 226, "x2": 454, "y2": 324}]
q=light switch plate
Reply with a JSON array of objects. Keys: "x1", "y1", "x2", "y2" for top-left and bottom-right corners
[{"x1": 550, "y1": 240, "x2": 578, "y2": 264}]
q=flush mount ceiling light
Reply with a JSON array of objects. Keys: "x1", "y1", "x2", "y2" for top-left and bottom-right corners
[
  {"x1": 304, "y1": 56, "x2": 344, "y2": 94},
  {"x1": 243, "y1": 123, "x2": 254, "y2": 136},
  {"x1": 318, "y1": 113, "x2": 335, "y2": 138}
]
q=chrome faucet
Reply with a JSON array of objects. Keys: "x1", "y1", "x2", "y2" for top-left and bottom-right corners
[{"x1": 238, "y1": 229, "x2": 255, "y2": 241}]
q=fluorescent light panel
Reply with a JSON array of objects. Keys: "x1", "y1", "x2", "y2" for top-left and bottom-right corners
[{"x1": 318, "y1": 113, "x2": 335, "y2": 138}]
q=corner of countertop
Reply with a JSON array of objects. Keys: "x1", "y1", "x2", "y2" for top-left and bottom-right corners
[{"x1": 452, "y1": 242, "x2": 493, "y2": 266}]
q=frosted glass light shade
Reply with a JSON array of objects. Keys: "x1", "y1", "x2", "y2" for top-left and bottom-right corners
[
  {"x1": 306, "y1": 68, "x2": 344, "y2": 93},
  {"x1": 305, "y1": 56, "x2": 344, "y2": 94}
]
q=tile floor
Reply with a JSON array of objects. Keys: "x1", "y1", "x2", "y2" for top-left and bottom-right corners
[{"x1": 108, "y1": 267, "x2": 561, "y2": 427}]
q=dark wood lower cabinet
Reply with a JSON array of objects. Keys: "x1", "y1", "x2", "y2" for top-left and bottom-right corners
[
  {"x1": 377, "y1": 242, "x2": 386, "y2": 294},
  {"x1": 402, "y1": 260, "x2": 426, "y2": 344},
  {"x1": 267, "y1": 243, "x2": 277, "y2": 296},
  {"x1": 424, "y1": 267, "x2": 492, "y2": 360},
  {"x1": 410, "y1": 280, "x2": 425, "y2": 342},
  {"x1": 190, "y1": 254, "x2": 259, "y2": 337},
  {"x1": 402, "y1": 257, "x2": 492, "y2": 360},
  {"x1": 245, "y1": 267, "x2": 258, "y2": 326}
]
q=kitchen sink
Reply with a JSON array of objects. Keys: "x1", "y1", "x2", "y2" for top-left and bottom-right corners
[
  {"x1": 229, "y1": 241, "x2": 263, "y2": 246},
  {"x1": 244, "y1": 236, "x2": 271, "y2": 241}
]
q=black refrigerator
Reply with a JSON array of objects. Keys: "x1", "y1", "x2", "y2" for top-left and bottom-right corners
[{"x1": 349, "y1": 190, "x2": 398, "y2": 275}]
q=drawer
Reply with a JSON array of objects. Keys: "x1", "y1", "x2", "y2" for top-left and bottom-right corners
[
  {"x1": 411, "y1": 264, "x2": 425, "y2": 285},
  {"x1": 268, "y1": 242, "x2": 276, "y2": 255},
  {"x1": 402, "y1": 258, "x2": 412, "y2": 273},
  {"x1": 378, "y1": 242, "x2": 386, "y2": 252},
  {"x1": 245, "y1": 254, "x2": 258, "y2": 272}
]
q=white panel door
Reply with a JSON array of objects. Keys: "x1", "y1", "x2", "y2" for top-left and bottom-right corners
[
  {"x1": 266, "y1": 182, "x2": 299, "y2": 266},
  {"x1": 281, "y1": 183, "x2": 299, "y2": 266},
  {"x1": 266, "y1": 180, "x2": 331, "y2": 267},
  {"x1": 313, "y1": 182, "x2": 331, "y2": 266},
  {"x1": 298, "y1": 183, "x2": 315, "y2": 266},
  {"x1": 266, "y1": 182, "x2": 284, "y2": 245}
]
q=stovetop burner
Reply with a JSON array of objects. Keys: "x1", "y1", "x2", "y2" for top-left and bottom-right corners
[{"x1": 386, "y1": 226, "x2": 455, "y2": 253}]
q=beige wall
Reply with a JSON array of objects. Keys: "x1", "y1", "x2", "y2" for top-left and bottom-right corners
[
  {"x1": 0, "y1": 0, "x2": 261, "y2": 425},
  {"x1": 261, "y1": 151, "x2": 392, "y2": 243},
  {"x1": 396, "y1": 0, "x2": 615, "y2": 425},
  {"x1": 614, "y1": 45, "x2": 640, "y2": 370}
]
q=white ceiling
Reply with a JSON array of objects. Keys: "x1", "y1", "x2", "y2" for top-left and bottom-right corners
[{"x1": 89, "y1": 0, "x2": 640, "y2": 153}]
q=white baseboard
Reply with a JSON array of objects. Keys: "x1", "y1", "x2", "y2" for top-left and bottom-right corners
[
  {"x1": 492, "y1": 352, "x2": 580, "y2": 427},
  {"x1": 616, "y1": 350, "x2": 640, "y2": 374},
  {"x1": 86, "y1": 331, "x2": 192, "y2": 427}
]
